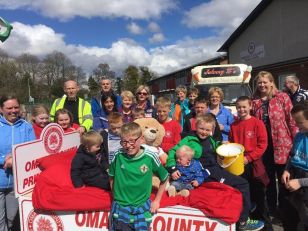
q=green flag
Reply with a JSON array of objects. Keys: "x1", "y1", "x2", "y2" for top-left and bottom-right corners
[{"x1": 0, "y1": 17, "x2": 13, "y2": 42}]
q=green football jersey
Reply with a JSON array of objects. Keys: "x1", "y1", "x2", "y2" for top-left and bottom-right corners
[{"x1": 109, "y1": 148, "x2": 168, "y2": 207}]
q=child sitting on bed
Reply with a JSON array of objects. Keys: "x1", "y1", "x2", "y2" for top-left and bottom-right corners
[
  {"x1": 167, "y1": 145, "x2": 205, "y2": 197},
  {"x1": 70, "y1": 131, "x2": 110, "y2": 190}
]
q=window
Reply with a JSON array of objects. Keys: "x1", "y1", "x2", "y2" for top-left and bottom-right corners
[{"x1": 278, "y1": 73, "x2": 296, "y2": 90}]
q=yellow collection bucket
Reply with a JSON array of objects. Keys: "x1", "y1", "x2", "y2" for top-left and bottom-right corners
[{"x1": 216, "y1": 143, "x2": 245, "y2": 176}]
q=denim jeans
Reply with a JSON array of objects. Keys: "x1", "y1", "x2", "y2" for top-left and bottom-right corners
[
  {"x1": 170, "y1": 181, "x2": 194, "y2": 191},
  {"x1": 0, "y1": 189, "x2": 18, "y2": 231}
]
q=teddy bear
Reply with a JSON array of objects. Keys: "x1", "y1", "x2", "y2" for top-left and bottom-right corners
[{"x1": 134, "y1": 118, "x2": 169, "y2": 190}]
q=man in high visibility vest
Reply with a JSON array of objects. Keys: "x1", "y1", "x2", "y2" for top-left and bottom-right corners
[{"x1": 50, "y1": 80, "x2": 93, "y2": 134}]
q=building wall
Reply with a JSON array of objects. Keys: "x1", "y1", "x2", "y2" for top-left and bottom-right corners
[{"x1": 229, "y1": 0, "x2": 308, "y2": 67}]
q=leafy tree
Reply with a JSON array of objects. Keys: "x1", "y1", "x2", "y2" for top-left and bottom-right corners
[
  {"x1": 122, "y1": 65, "x2": 140, "y2": 93},
  {"x1": 88, "y1": 76, "x2": 100, "y2": 97}
]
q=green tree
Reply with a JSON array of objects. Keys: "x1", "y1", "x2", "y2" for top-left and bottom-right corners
[
  {"x1": 88, "y1": 76, "x2": 100, "y2": 97},
  {"x1": 122, "y1": 65, "x2": 140, "y2": 93}
]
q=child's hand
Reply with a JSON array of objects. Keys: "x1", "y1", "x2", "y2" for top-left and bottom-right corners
[
  {"x1": 281, "y1": 170, "x2": 290, "y2": 185},
  {"x1": 286, "y1": 179, "x2": 301, "y2": 191},
  {"x1": 191, "y1": 180, "x2": 199, "y2": 187},
  {"x1": 171, "y1": 170, "x2": 181, "y2": 180},
  {"x1": 150, "y1": 200, "x2": 160, "y2": 213},
  {"x1": 243, "y1": 157, "x2": 249, "y2": 165}
]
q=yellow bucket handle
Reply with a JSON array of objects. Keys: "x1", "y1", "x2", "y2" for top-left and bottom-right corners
[{"x1": 217, "y1": 154, "x2": 240, "y2": 168}]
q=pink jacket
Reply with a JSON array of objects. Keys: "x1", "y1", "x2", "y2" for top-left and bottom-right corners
[{"x1": 252, "y1": 91, "x2": 298, "y2": 164}]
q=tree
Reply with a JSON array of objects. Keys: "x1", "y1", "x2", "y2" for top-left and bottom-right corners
[
  {"x1": 87, "y1": 76, "x2": 100, "y2": 97},
  {"x1": 122, "y1": 65, "x2": 140, "y2": 93},
  {"x1": 121, "y1": 65, "x2": 157, "y2": 93},
  {"x1": 139, "y1": 66, "x2": 157, "y2": 84}
]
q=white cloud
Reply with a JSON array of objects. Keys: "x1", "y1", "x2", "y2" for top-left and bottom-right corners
[
  {"x1": 126, "y1": 22, "x2": 143, "y2": 35},
  {"x1": 182, "y1": 0, "x2": 262, "y2": 36},
  {"x1": 0, "y1": 0, "x2": 177, "y2": 20},
  {"x1": 149, "y1": 33, "x2": 166, "y2": 44},
  {"x1": 1, "y1": 22, "x2": 224, "y2": 76},
  {"x1": 148, "y1": 22, "x2": 161, "y2": 33}
]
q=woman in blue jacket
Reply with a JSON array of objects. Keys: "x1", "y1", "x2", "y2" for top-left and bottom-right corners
[
  {"x1": 92, "y1": 92, "x2": 118, "y2": 131},
  {"x1": 0, "y1": 95, "x2": 35, "y2": 231},
  {"x1": 208, "y1": 87, "x2": 234, "y2": 142}
]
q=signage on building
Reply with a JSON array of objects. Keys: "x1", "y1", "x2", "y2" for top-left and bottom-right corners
[{"x1": 240, "y1": 42, "x2": 265, "y2": 62}]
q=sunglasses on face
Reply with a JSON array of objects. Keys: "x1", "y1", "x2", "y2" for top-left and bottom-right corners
[{"x1": 138, "y1": 92, "x2": 148, "y2": 96}]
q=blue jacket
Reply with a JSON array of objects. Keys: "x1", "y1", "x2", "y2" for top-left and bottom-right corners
[
  {"x1": 91, "y1": 92, "x2": 121, "y2": 131},
  {"x1": 290, "y1": 132, "x2": 308, "y2": 172},
  {"x1": 176, "y1": 159, "x2": 205, "y2": 185},
  {"x1": 210, "y1": 104, "x2": 234, "y2": 142},
  {"x1": 91, "y1": 92, "x2": 121, "y2": 118},
  {"x1": 0, "y1": 116, "x2": 35, "y2": 189}
]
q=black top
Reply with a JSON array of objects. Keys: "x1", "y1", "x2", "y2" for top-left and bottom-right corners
[
  {"x1": 70, "y1": 145, "x2": 109, "y2": 188},
  {"x1": 64, "y1": 98, "x2": 79, "y2": 125}
]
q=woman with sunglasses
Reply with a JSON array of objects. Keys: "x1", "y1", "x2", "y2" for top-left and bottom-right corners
[{"x1": 135, "y1": 85, "x2": 156, "y2": 118}]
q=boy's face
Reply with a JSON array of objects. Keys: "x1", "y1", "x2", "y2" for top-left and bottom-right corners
[
  {"x1": 133, "y1": 113, "x2": 145, "y2": 120},
  {"x1": 122, "y1": 96, "x2": 133, "y2": 109},
  {"x1": 195, "y1": 103, "x2": 208, "y2": 116},
  {"x1": 109, "y1": 121, "x2": 123, "y2": 135},
  {"x1": 88, "y1": 144, "x2": 101, "y2": 153},
  {"x1": 121, "y1": 134, "x2": 143, "y2": 156},
  {"x1": 196, "y1": 121, "x2": 214, "y2": 139},
  {"x1": 176, "y1": 150, "x2": 191, "y2": 167},
  {"x1": 236, "y1": 100, "x2": 251, "y2": 120},
  {"x1": 177, "y1": 91, "x2": 186, "y2": 102},
  {"x1": 292, "y1": 111, "x2": 308, "y2": 133},
  {"x1": 156, "y1": 105, "x2": 170, "y2": 122},
  {"x1": 188, "y1": 93, "x2": 198, "y2": 102}
]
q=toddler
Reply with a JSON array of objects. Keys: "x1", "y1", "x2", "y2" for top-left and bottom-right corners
[
  {"x1": 71, "y1": 131, "x2": 110, "y2": 190},
  {"x1": 167, "y1": 145, "x2": 205, "y2": 197}
]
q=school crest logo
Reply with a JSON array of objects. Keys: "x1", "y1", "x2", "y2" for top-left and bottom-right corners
[
  {"x1": 27, "y1": 209, "x2": 64, "y2": 231},
  {"x1": 44, "y1": 127, "x2": 63, "y2": 154},
  {"x1": 140, "y1": 164, "x2": 149, "y2": 173},
  {"x1": 246, "y1": 131, "x2": 255, "y2": 139}
]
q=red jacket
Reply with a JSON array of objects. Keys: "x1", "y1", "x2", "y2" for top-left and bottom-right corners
[
  {"x1": 229, "y1": 116, "x2": 267, "y2": 162},
  {"x1": 252, "y1": 91, "x2": 298, "y2": 164}
]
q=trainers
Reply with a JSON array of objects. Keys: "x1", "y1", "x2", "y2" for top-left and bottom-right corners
[
  {"x1": 238, "y1": 218, "x2": 264, "y2": 231},
  {"x1": 167, "y1": 186, "x2": 176, "y2": 197},
  {"x1": 178, "y1": 189, "x2": 190, "y2": 197}
]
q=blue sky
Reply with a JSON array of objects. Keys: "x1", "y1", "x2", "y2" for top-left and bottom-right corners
[{"x1": 0, "y1": 0, "x2": 261, "y2": 76}]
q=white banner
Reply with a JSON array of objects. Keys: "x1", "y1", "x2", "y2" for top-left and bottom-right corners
[
  {"x1": 19, "y1": 197, "x2": 235, "y2": 231},
  {"x1": 12, "y1": 123, "x2": 80, "y2": 197}
]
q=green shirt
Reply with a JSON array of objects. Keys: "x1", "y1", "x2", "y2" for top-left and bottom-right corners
[{"x1": 109, "y1": 148, "x2": 168, "y2": 207}]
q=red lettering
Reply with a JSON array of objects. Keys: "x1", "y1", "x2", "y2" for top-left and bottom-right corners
[
  {"x1": 166, "y1": 217, "x2": 173, "y2": 231},
  {"x1": 75, "y1": 212, "x2": 86, "y2": 226},
  {"x1": 179, "y1": 219, "x2": 192, "y2": 231},
  {"x1": 193, "y1": 220, "x2": 204, "y2": 231},
  {"x1": 205, "y1": 221, "x2": 217, "y2": 231},
  {"x1": 22, "y1": 173, "x2": 39, "y2": 189},
  {"x1": 25, "y1": 160, "x2": 39, "y2": 172},
  {"x1": 152, "y1": 216, "x2": 165, "y2": 231},
  {"x1": 98, "y1": 212, "x2": 109, "y2": 229},
  {"x1": 86, "y1": 211, "x2": 100, "y2": 227},
  {"x1": 174, "y1": 218, "x2": 179, "y2": 231}
]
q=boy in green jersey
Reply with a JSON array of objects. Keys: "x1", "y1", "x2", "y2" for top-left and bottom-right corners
[{"x1": 109, "y1": 122, "x2": 169, "y2": 231}]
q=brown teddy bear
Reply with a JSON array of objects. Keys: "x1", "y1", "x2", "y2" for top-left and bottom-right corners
[{"x1": 134, "y1": 118, "x2": 169, "y2": 190}]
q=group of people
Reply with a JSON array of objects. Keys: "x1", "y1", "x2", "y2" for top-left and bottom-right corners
[{"x1": 0, "y1": 71, "x2": 307, "y2": 231}]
